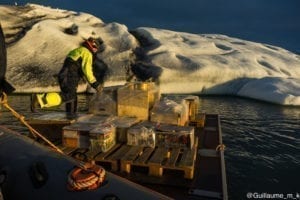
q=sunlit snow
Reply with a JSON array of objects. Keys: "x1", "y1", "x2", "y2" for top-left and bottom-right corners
[{"x1": 0, "y1": 4, "x2": 299, "y2": 105}]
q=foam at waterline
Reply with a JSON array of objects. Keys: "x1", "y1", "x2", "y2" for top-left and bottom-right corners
[{"x1": 159, "y1": 81, "x2": 207, "y2": 94}]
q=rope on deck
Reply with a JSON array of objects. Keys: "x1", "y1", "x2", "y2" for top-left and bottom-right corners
[
  {"x1": 0, "y1": 92, "x2": 64, "y2": 154},
  {"x1": 0, "y1": 92, "x2": 106, "y2": 190}
]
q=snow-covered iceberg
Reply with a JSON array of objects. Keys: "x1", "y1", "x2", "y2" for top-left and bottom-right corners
[{"x1": 0, "y1": 4, "x2": 299, "y2": 106}]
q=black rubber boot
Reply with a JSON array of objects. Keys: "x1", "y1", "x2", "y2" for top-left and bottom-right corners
[
  {"x1": 65, "y1": 98, "x2": 77, "y2": 120},
  {"x1": 30, "y1": 94, "x2": 40, "y2": 112}
]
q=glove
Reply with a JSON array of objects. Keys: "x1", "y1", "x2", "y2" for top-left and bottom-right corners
[
  {"x1": 96, "y1": 84, "x2": 103, "y2": 93},
  {"x1": 91, "y1": 81, "x2": 103, "y2": 93}
]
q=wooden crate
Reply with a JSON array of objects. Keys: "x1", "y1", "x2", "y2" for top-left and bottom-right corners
[
  {"x1": 88, "y1": 87, "x2": 118, "y2": 115},
  {"x1": 117, "y1": 82, "x2": 160, "y2": 120},
  {"x1": 189, "y1": 113, "x2": 206, "y2": 128},
  {"x1": 62, "y1": 123, "x2": 95, "y2": 148},
  {"x1": 128, "y1": 82, "x2": 160, "y2": 109},
  {"x1": 112, "y1": 116, "x2": 140, "y2": 143},
  {"x1": 89, "y1": 124, "x2": 116, "y2": 152},
  {"x1": 127, "y1": 121, "x2": 156, "y2": 148},
  {"x1": 75, "y1": 114, "x2": 114, "y2": 124},
  {"x1": 155, "y1": 123, "x2": 195, "y2": 149},
  {"x1": 27, "y1": 112, "x2": 75, "y2": 141},
  {"x1": 183, "y1": 96, "x2": 200, "y2": 120},
  {"x1": 150, "y1": 99, "x2": 189, "y2": 126},
  {"x1": 127, "y1": 121, "x2": 195, "y2": 149},
  {"x1": 147, "y1": 83, "x2": 161, "y2": 109}
]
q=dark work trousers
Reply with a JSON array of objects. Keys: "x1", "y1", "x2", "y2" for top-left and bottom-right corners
[{"x1": 58, "y1": 57, "x2": 82, "y2": 114}]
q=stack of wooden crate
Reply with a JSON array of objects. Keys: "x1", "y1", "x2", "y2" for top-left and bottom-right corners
[
  {"x1": 117, "y1": 82, "x2": 160, "y2": 120},
  {"x1": 62, "y1": 115, "x2": 115, "y2": 150}
]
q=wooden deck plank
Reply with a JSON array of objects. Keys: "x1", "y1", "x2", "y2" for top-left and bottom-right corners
[
  {"x1": 122, "y1": 146, "x2": 144, "y2": 162},
  {"x1": 148, "y1": 147, "x2": 169, "y2": 165},
  {"x1": 121, "y1": 146, "x2": 151, "y2": 173},
  {"x1": 26, "y1": 104, "x2": 227, "y2": 198},
  {"x1": 148, "y1": 147, "x2": 169, "y2": 177},
  {"x1": 179, "y1": 149, "x2": 194, "y2": 167},
  {"x1": 204, "y1": 126, "x2": 218, "y2": 132},
  {"x1": 94, "y1": 143, "x2": 122, "y2": 160},
  {"x1": 198, "y1": 149, "x2": 219, "y2": 157},
  {"x1": 85, "y1": 147, "x2": 102, "y2": 159},
  {"x1": 165, "y1": 148, "x2": 181, "y2": 167},
  {"x1": 179, "y1": 138, "x2": 198, "y2": 167},
  {"x1": 107, "y1": 145, "x2": 132, "y2": 160},
  {"x1": 134, "y1": 147, "x2": 155, "y2": 164}
]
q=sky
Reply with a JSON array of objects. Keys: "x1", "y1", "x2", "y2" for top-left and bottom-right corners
[{"x1": 1, "y1": 0, "x2": 299, "y2": 53}]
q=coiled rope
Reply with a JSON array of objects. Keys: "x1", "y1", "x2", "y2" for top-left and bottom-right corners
[
  {"x1": 67, "y1": 162, "x2": 106, "y2": 191},
  {"x1": 0, "y1": 92, "x2": 106, "y2": 191}
]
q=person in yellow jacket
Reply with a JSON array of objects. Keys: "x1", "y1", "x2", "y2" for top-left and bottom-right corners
[{"x1": 31, "y1": 37, "x2": 104, "y2": 117}]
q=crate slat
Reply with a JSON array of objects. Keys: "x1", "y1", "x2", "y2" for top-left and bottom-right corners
[
  {"x1": 165, "y1": 148, "x2": 181, "y2": 167},
  {"x1": 134, "y1": 147, "x2": 155, "y2": 164}
]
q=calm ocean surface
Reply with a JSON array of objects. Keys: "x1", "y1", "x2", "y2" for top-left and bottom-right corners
[{"x1": 0, "y1": 94, "x2": 299, "y2": 199}]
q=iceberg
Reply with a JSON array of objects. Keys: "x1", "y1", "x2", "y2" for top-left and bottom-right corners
[{"x1": 0, "y1": 4, "x2": 299, "y2": 106}]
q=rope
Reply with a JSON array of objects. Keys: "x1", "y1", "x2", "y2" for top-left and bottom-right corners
[
  {"x1": 0, "y1": 92, "x2": 106, "y2": 190},
  {"x1": 67, "y1": 162, "x2": 106, "y2": 191},
  {"x1": 216, "y1": 144, "x2": 226, "y2": 151},
  {"x1": 0, "y1": 92, "x2": 64, "y2": 154},
  {"x1": 0, "y1": 93, "x2": 89, "y2": 166}
]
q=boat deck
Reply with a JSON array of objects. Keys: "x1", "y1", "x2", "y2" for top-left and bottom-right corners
[{"x1": 38, "y1": 114, "x2": 227, "y2": 200}]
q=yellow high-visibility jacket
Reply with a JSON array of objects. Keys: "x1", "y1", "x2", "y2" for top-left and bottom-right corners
[{"x1": 67, "y1": 46, "x2": 97, "y2": 85}]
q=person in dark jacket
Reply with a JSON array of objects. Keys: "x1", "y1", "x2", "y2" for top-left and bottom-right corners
[{"x1": 31, "y1": 37, "x2": 104, "y2": 117}]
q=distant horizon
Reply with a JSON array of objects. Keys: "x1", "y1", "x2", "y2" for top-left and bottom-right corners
[{"x1": 1, "y1": 0, "x2": 299, "y2": 53}]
